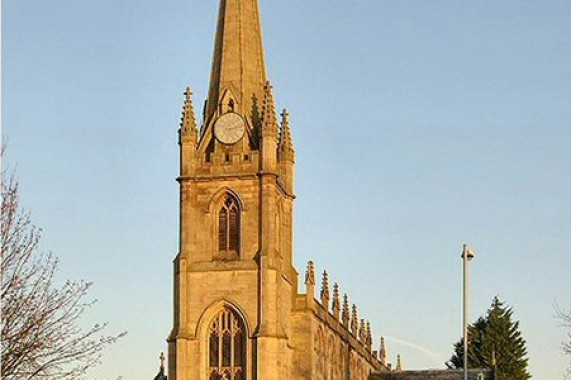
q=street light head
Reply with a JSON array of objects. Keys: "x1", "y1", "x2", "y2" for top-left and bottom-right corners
[{"x1": 462, "y1": 244, "x2": 475, "y2": 261}]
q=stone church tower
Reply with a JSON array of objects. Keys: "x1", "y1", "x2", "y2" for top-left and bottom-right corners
[{"x1": 168, "y1": 1, "x2": 390, "y2": 379}]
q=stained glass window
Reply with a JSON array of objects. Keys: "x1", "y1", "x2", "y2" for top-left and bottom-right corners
[{"x1": 208, "y1": 308, "x2": 245, "y2": 380}]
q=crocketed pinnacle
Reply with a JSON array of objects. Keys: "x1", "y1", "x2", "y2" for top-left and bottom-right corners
[
  {"x1": 396, "y1": 354, "x2": 403, "y2": 371},
  {"x1": 351, "y1": 304, "x2": 359, "y2": 335},
  {"x1": 366, "y1": 321, "x2": 372, "y2": 349},
  {"x1": 320, "y1": 270, "x2": 330, "y2": 306},
  {"x1": 278, "y1": 109, "x2": 294, "y2": 157},
  {"x1": 342, "y1": 294, "x2": 350, "y2": 326},
  {"x1": 304, "y1": 261, "x2": 315, "y2": 286},
  {"x1": 262, "y1": 81, "x2": 278, "y2": 135},
  {"x1": 380, "y1": 336, "x2": 387, "y2": 365},
  {"x1": 181, "y1": 87, "x2": 198, "y2": 141},
  {"x1": 359, "y1": 319, "x2": 366, "y2": 342},
  {"x1": 332, "y1": 283, "x2": 340, "y2": 315},
  {"x1": 206, "y1": 0, "x2": 267, "y2": 123}
]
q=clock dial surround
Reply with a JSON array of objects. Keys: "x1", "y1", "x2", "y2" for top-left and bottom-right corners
[{"x1": 213, "y1": 113, "x2": 246, "y2": 145}]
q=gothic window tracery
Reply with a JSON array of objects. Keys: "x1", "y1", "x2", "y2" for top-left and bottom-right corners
[
  {"x1": 349, "y1": 353, "x2": 356, "y2": 380},
  {"x1": 315, "y1": 327, "x2": 325, "y2": 380},
  {"x1": 339, "y1": 343, "x2": 346, "y2": 380},
  {"x1": 327, "y1": 336, "x2": 334, "y2": 380},
  {"x1": 218, "y1": 195, "x2": 241, "y2": 258},
  {"x1": 208, "y1": 308, "x2": 246, "y2": 380}
]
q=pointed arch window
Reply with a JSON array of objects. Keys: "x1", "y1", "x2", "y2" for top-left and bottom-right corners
[
  {"x1": 208, "y1": 308, "x2": 246, "y2": 380},
  {"x1": 218, "y1": 195, "x2": 241, "y2": 256}
]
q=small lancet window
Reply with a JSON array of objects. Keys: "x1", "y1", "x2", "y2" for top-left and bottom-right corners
[
  {"x1": 228, "y1": 99, "x2": 235, "y2": 112},
  {"x1": 218, "y1": 195, "x2": 241, "y2": 258},
  {"x1": 208, "y1": 308, "x2": 246, "y2": 380}
]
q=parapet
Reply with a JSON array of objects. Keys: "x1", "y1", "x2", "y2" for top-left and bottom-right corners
[{"x1": 296, "y1": 260, "x2": 398, "y2": 372}]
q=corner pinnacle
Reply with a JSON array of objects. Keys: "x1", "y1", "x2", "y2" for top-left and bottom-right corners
[
  {"x1": 180, "y1": 86, "x2": 198, "y2": 142},
  {"x1": 278, "y1": 108, "x2": 295, "y2": 160},
  {"x1": 262, "y1": 81, "x2": 278, "y2": 134}
]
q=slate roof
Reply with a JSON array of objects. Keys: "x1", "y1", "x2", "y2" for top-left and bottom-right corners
[
  {"x1": 370, "y1": 369, "x2": 495, "y2": 380},
  {"x1": 152, "y1": 368, "x2": 167, "y2": 380}
]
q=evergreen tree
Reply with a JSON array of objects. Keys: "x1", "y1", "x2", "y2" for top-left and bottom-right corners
[{"x1": 447, "y1": 297, "x2": 531, "y2": 380}]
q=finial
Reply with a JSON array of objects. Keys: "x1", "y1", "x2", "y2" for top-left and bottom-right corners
[
  {"x1": 305, "y1": 261, "x2": 315, "y2": 285},
  {"x1": 396, "y1": 354, "x2": 402, "y2": 371},
  {"x1": 380, "y1": 336, "x2": 387, "y2": 365},
  {"x1": 351, "y1": 304, "x2": 358, "y2": 336},
  {"x1": 159, "y1": 352, "x2": 165, "y2": 372},
  {"x1": 264, "y1": 80, "x2": 273, "y2": 91},
  {"x1": 320, "y1": 271, "x2": 330, "y2": 307},
  {"x1": 185, "y1": 86, "x2": 192, "y2": 101},
  {"x1": 332, "y1": 283, "x2": 341, "y2": 319}
]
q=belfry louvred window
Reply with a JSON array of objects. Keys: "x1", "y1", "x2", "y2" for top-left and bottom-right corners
[
  {"x1": 218, "y1": 195, "x2": 240, "y2": 254},
  {"x1": 208, "y1": 308, "x2": 246, "y2": 380}
]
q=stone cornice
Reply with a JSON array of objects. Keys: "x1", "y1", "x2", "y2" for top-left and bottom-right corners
[
  {"x1": 178, "y1": 174, "x2": 258, "y2": 182},
  {"x1": 257, "y1": 171, "x2": 295, "y2": 199},
  {"x1": 177, "y1": 172, "x2": 295, "y2": 199},
  {"x1": 187, "y1": 260, "x2": 258, "y2": 273}
]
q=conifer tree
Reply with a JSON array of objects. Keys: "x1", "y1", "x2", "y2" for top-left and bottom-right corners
[{"x1": 447, "y1": 297, "x2": 531, "y2": 380}]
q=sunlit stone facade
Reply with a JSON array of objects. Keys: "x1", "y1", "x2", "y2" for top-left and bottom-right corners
[{"x1": 167, "y1": 1, "x2": 393, "y2": 379}]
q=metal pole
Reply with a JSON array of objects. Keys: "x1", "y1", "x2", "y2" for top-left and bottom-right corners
[{"x1": 462, "y1": 244, "x2": 474, "y2": 380}]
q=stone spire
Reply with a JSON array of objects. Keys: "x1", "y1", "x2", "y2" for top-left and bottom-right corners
[
  {"x1": 180, "y1": 87, "x2": 198, "y2": 144},
  {"x1": 320, "y1": 271, "x2": 330, "y2": 308},
  {"x1": 342, "y1": 294, "x2": 350, "y2": 328},
  {"x1": 278, "y1": 109, "x2": 294, "y2": 161},
  {"x1": 205, "y1": 0, "x2": 267, "y2": 123},
  {"x1": 331, "y1": 283, "x2": 340, "y2": 320},
  {"x1": 351, "y1": 304, "x2": 358, "y2": 337},
  {"x1": 379, "y1": 336, "x2": 387, "y2": 366}
]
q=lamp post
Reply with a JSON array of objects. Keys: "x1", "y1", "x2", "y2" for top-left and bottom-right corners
[{"x1": 462, "y1": 244, "x2": 475, "y2": 380}]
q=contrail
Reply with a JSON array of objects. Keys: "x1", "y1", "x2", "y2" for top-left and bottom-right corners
[{"x1": 385, "y1": 335, "x2": 443, "y2": 367}]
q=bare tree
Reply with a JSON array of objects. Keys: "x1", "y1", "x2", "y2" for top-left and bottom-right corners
[
  {"x1": 556, "y1": 305, "x2": 571, "y2": 354},
  {"x1": 1, "y1": 162, "x2": 125, "y2": 380},
  {"x1": 555, "y1": 304, "x2": 571, "y2": 379}
]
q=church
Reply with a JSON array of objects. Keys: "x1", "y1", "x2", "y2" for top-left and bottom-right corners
[{"x1": 163, "y1": 1, "x2": 494, "y2": 380}]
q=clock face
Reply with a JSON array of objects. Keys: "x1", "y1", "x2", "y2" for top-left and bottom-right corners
[{"x1": 214, "y1": 113, "x2": 246, "y2": 145}]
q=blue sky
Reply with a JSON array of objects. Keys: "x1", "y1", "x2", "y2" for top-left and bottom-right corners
[{"x1": 3, "y1": 0, "x2": 571, "y2": 379}]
